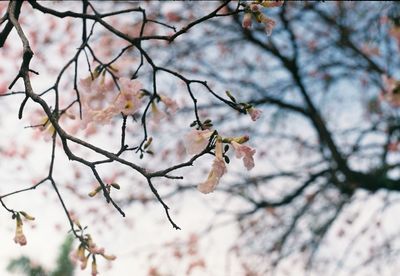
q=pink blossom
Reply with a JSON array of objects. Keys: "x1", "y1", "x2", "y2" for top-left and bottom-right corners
[
  {"x1": 248, "y1": 107, "x2": 262, "y2": 121},
  {"x1": 89, "y1": 244, "x2": 105, "y2": 254},
  {"x1": 242, "y1": 13, "x2": 252, "y2": 29},
  {"x1": 263, "y1": 17, "x2": 276, "y2": 36},
  {"x1": 249, "y1": 4, "x2": 260, "y2": 12},
  {"x1": 231, "y1": 141, "x2": 256, "y2": 170},
  {"x1": 114, "y1": 77, "x2": 143, "y2": 115},
  {"x1": 80, "y1": 105, "x2": 116, "y2": 129},
  {"x1": 256, "y1": 13, "x2": 276, "y2": 36},
  {"x1": 184, "y1": 129, "x2": 213, "y2": 155},
  {"x1": 197, "y1": 140, "x2": 227, "y2": 194}
]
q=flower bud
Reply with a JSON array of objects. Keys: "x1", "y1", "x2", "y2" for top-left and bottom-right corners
[
  {"x1": 20, "y1": 211, "x2": 35, "y2": 221},
  {"x1": 110, "y1": 183, "x2": 121, "y2": 190}
]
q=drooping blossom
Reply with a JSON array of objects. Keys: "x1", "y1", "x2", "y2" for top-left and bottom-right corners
[
  {"x1": 248, "y1": 107, "x2": 262, "y2": 121},
  {"x1": 261, "y1": 16, "x2": 276, "y2": 36},
  {"x1": 197, "y1": 139, "x2": 227, "y2": 194},
  {"x1": 242, "y1": 13, "x2": 252, "y2": 29},
  {"x1": 184, "y1": 129, "x2": 214, "y2": 155},
  {"x1": 14, "y1": 215, "x2": 27, "y2": 246},
  {"x1": 381, "y1": 74, "x2": 400, "y2": 107},
  {"x1": 91, "y1": 259, "x2": 98, "y2": 276},
  {"x1": 231, "y1": 140, "x2": 256, "y2": 170}
]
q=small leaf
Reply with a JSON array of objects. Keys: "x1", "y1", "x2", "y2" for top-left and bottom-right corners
[
  {"x1": 19, "y1": 211, "x2": 35, "y2": 221},
  {"x1": 111, "y1": 183, "x2": 121, "y2": 190},
  {"x1": 144, "y1": 137, "x2": 153, "y2": 149},
  {"x1": 224, "y1": 145, "x2": 230, "y2": 153},
  {"x1": 225, "y1": 90, "x2": 237, "y2": 103},
  {"x1": 224, "y1": 156, "x2": 230, "y2": 164}
]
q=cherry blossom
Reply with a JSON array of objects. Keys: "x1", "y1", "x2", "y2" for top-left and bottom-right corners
[
  {"x1": 114, "y1": 77, "x2": 143, "y2": 116},
  {"x1": 184, "y1": 129, "x2": 214, "y2": 155},
  {"x1": 260, "y1": 15, "x2": 276, "y2": 36},
  {"x1": 14, "y1": 216, "x2": 27, "y2": 246},
  {"x1": 197, "y1": 139, "x2": 227, "y2": 194},
  {"x1": 231, "y1": 141, "x2": 256, "y2": 171},
  {"x1": 248, "y1": 107, "x2": 262, "y2": 121},
  {"x1": 78, "y1": 76, "x2": 144, "y2": 129}
]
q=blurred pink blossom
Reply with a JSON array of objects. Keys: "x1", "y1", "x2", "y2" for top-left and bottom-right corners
[
  {"x1": 197, "y1": 140, "x2": 227, "y2": 193},
  {"x1": 231, "y1": 141, "x2": 256, "y2": 170},
  {"x1": 184, "y1": 129, "x2": 213, "y2": 155}
]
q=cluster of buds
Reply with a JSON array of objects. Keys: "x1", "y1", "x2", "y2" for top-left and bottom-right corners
[
  {"x1": 71, "y1": 221, "x2": 116, "y2": 276},
  {"x1": 13, "y1": 211, "x2": 35, "y2": 246},
  {"x1": 241, "y1": 0, "x2": 284, "y2": 35},
  {"x1": 88, "y1": 182, "x2": 121, "y2": 198}
]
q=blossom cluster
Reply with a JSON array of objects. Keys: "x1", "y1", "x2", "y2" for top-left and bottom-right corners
[
  {"x1": 78, "y1": 72, "x2": 178, "y2": 130},
  {"x1": 242, "y1": 0, "x2": 284, "y2": 35},
  {"x1": 79, "y1": 75, "x2": 144, "y2": 129},
  {"x1": 70, "y1": 221, "x2": 116, "y2": 276},
  {"x1": 184, "y1": 128, "x2": 258, "y2": 194},
  {"x1": 13, "y1": 211, "x2": 35, "y2": 246}
]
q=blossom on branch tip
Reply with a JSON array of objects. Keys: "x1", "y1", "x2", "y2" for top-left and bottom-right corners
[
  {"x1": 257, "y1": 14, "x2": 276, "y2": 36},
  {"x1": 248, "y1": 107, "x2": 262, "y2": 121},
  {"x1": 197, "y1": 139, "x2": 227, "y2": 194},
  {"x1": 14, "y1": 215, "x2": 27, "y2": 246},
  {"x1": 231, "y1": 141, "x2": 256, "y2": 170},
  {"x1": 184, "y1": 129, "x2": 214, "y2": 155}
]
